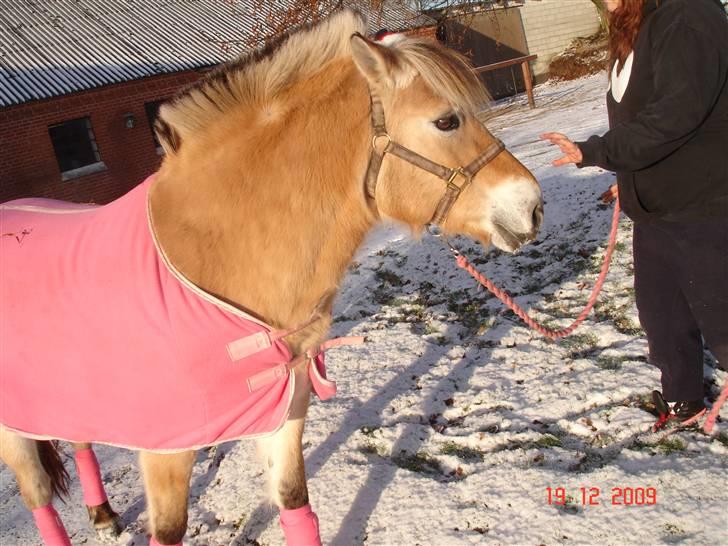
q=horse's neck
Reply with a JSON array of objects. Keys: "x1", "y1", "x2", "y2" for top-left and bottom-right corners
[{"x1": 150, "y1": 62, "x2": 375, "y2": 350}]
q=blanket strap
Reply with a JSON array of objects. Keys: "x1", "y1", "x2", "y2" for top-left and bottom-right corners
[
  {"x1": 246, "y1": 336, "x2": 366, "y2": 399},
  {"x1": 226, "y1": 315, "x2": 320, "y2": 362}
]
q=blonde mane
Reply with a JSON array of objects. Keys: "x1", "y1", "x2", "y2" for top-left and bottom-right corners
[
  {"x1": 156, "y1": 9, "x2": 487, "y2": 153},
  {"x1": 157, "y1": 10, "x2": 367, "y2": 151},
  {"x1": 392, "y1": 38, "x2": 489, "y2": 114}
]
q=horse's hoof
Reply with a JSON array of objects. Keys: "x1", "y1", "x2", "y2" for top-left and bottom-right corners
[{"x1": 87, "y1": 501, "x2": 124, "y2": 537}]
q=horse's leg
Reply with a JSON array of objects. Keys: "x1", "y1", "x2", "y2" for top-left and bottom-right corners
[
  {"x1": 258, "y1": 366, "x2": 321, "y2": 546},
  {"x1": 139, "y1": 449, "x2": 196, "y2": 546},
  {"x1": 71, "y1": 442, "x2": 122, "y2": 535},
  {"x1": 0, "y1": 426, "x2": 72, "y2": 545}
]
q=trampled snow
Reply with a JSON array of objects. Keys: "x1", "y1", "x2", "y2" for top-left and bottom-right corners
[{"x1": 1, "y1": 74, "x2": 726, "y2": 545}]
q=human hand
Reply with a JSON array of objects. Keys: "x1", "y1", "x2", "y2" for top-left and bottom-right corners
[
  {"x1": 540, "y1": 132, "x2": 583, "y2": 166},
  {"x1": 601, "y1": 184, "x2": 618, "y2": 204}
]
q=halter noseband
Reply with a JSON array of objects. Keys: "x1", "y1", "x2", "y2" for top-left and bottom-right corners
[{"x1": 364, "y1": 92, "x2": 506, "y2": 226}]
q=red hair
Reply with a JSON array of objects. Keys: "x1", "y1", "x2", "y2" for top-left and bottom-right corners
[{"x1": 608, "y1": 0, "x2": 648, "y2": 73}]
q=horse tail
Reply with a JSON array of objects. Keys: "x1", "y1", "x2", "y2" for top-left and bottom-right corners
[{"x1": 37, "y1": 440, "x2": 70, "y2": 500}]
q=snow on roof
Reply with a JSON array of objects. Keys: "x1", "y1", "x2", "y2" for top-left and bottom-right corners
[{"x1": 0, "y1": 0, "x2": 435, "y2": 107}]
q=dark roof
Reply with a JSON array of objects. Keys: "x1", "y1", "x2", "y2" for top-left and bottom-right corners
[{"x1": 0, "y1": 0, "x2": 434, "y2": 107}]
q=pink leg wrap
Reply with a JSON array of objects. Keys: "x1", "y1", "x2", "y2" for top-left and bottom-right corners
[
  {"x1": 149, "y1": 538, "x2": 183, "y2": 546},
  {"x1": 74, "y1": 447, "x2": 108, "y2": 506},
  {"x1": 280, "y1": 504, "x2": 322, "y2": 546},
  {"x1": 32, "y1": 504, "x2": 72, "y2": 546}
]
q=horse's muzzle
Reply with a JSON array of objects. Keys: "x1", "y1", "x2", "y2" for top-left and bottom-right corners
[{"x1": 492, "y1": 201, "x2": 543, "y2": 253}]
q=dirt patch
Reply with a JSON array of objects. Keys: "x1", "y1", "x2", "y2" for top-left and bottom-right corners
[{"x1": 549, "y1": 31, "x2": 609, "y2": 81}]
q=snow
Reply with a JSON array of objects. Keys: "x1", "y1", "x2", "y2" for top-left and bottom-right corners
[{"x1": 1, "y1": 74, "x2": 726, "y2": 545}]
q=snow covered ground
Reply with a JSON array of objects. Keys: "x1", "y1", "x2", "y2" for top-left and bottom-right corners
[{"x1": 1, "y1": 74, "x2": 726, "y2": 546}]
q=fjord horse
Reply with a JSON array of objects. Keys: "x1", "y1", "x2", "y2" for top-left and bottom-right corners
[{"x1": 0, "y1": 10, "x2": 542, "y2": 545}]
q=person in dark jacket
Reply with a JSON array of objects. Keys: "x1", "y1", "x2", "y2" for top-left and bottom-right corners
[{"x1": 542, "y1": 0, "x2": 728, "y2": 425}]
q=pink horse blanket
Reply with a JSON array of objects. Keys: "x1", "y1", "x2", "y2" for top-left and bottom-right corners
[{"x1": 0, "y1": 177, "x2": 335, "y2": 451}]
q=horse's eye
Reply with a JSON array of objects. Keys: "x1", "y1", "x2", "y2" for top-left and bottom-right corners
[{"x1": 434, "y1": 114, "x2": 460, "y2": 132}]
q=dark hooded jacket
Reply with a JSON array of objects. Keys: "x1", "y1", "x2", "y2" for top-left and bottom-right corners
[{"x1": 576, "y1": 0, "x2": 728, "y2": 222}]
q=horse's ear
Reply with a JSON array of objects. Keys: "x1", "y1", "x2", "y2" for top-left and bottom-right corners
[
  {"x1": 350, "y1": 33, "x2": 399, "y2": 89},
  {"x1": 154, "y1": 104, "x2": 183, "y2": 155}
]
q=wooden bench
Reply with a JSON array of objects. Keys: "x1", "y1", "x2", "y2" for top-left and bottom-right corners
[{"x1": 473, "y1": 54, "x2": 538, "y2": 108}]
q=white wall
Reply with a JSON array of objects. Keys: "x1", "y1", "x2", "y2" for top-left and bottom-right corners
[{"x1": 519, "y1": 0, "x2": 601, "y2": 80}]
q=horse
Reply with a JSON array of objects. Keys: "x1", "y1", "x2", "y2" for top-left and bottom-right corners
[{"x1": 0, "y1": 9, "x2": 543, "y2": 546}]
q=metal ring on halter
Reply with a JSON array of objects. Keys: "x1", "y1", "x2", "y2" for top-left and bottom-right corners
[
  {"x1": 372, "y1": 133, "x2": 391, "y2": 152},
  {"x1": 427, "y1": 225, "x2": 461, "y2": 256},
  {"x1": 426, "y1": 224, "x2": 442, "y2": 237}
]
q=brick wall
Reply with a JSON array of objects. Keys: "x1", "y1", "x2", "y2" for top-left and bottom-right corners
[
  {"x1": 0, "y1": 29, "x2": 438, "y2": 205},
  {"x1": 0, "y1": 71, "x2": 202, "y2": 204},
  {"x1": 519, "y1": 0, "x2": 601, "y2": 81}
]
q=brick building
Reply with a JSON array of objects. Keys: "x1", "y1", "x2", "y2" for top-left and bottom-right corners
[{"x1": 0, "y1": 0, "x2": 434, "y2": 204}]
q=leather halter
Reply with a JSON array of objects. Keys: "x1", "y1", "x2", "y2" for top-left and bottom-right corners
[{"x1": 364, "y1": 93, "x2": 506, "y2": 226}]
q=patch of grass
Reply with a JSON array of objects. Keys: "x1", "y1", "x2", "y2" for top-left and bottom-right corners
[
  {"x1": 360, "y1": 440, "x2": 387, "y2": 457},
  {"x1": 476, "y1": 316, "x2": 497, "y2": 335},
  {"x1": 562, "y1": 495, "x2": 580, "y2": 514},
  {"x1": 626, "y1": 392, "x2": 656, "y2": 414},
  {"x1": 446, "y1": 298, "x2": 492, "y2": 331},
  {"x1": 360, "y1": 425, "x2": 381, "y2": 437},
  {"x1": 389, "y1": 297, "x2": 410, "y2": 307},
  {"x1": 657, "y1": 437, "x2": 686, "y2": 454},
  {"x1": 540, "y1": 319, "x2": 563, "y2": 332},
  {"x1": 440, "y1": 442, "x2": 484, "y2": 461},
  {"x1": 375, "y1": 268, "x2": 404, "y2": 287},
  {"x1": 613, "y1": 316, "x2": 643, "y2": 336},
  {"x1": 662, "y1": 523, "x2": 686, "y2": 536},
  {"x1": 596, "y1": 355, "x2": 624, "y2": 370},
  {"x1": 569, "y1": 257, "x2": 590, "y2": 275},
  {"x1": 590, "y1": 432, "x2": 614, "y2": 448},
  {"x1": 523, "y1": 280, "x2": 545, "y2": 294},
  {"x1": 594, "y1": 301, "x2": 621, "y2": 321},
  {"x1": 594, "y1": 301, "x2": 645, "y2": 335},
  {"x1": 629, "y1": 439, "x2": 655, "y2": 452},
  {"x1": 715, "y1": 432, "x2": 728, "y2": 447},
  {"x1": 424, "y1": 322, "x2": 440, "y2": 335},
  {"x1": 542, "y1": 301, "x2": 576, "y2": 319},
  {"x1": 232, "y1": 513, "x2": 248, "y2": 530},
  {"x1": 372, "y1": 286, "x2": 395, "y2": 305},
  {"x1": 385, "y1": 303, "x2": 429, "y2": 326},
  {"x1": 589, "y1": 254, "x2": 605, "y2": 273},
  {"x1": 535, "y1": 434, "x2": 562, "y2": 448},
  {"x1": 568, "y1": 451, "x2": 608, "y2": 472},
  {"x1": 375, "y1": 249, "x2": 401, "y2": 259},
  {"x1": 560, "y1": 332, "x2": 599, "y2": 350},
  {"x1": 392, "y1": 451, "x2": 441, "y2": 474}
]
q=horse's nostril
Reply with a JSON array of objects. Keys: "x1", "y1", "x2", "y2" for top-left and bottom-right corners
[{"x1": 532, "y1": 202, "x2": 544, "y2": 230}]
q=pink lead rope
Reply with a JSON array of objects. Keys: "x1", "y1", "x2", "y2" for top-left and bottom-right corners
[{"x1": 450, "y1": 198, "x2": 726, "y2": 433}]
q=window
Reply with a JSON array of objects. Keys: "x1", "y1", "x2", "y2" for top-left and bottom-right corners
[
  {"x1": 145, "y1": 100, "x2": 166, "y2": 153},
  {"x1": 48, "y1": 117, "x2": 104, "y2": 179}
]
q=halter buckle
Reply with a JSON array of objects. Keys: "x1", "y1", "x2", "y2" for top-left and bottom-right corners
[{"x1": 446, "y1": 168, "x2": 469, "y2": 193}]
